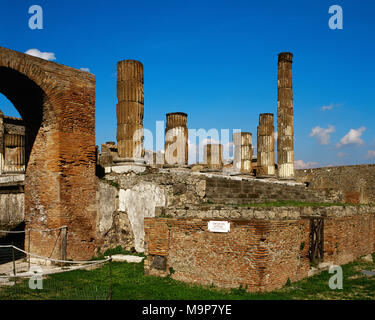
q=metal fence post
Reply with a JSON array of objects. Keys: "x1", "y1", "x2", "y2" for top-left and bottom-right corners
[
  {"x1": 28, "y1": 228, "x2": 31, "y2": 271},
  {"x1": 109, "y1": 256, "x2": 113, "y2": 300},
  {"x1": 12, "y1": 242, "x2": 16, "y2": 287},
  {"x1": 61, "y1": 226, "x2": 67, "y2": 262}
]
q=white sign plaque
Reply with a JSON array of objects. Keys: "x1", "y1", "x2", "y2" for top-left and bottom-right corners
[{"x1": 207, "y1": 221, "x2": 230, "y2": 233}]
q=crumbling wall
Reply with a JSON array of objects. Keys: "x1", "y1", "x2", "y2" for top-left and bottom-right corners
[
  {"x1": 97, "y1": 167, "x2": 344, "y2": 253},
  {"x1": 0, "y1": 193, "x2": 24, "y2": 231},
  {"x1": 204, "y1": 176, "x2": 342, "y2": 204},
  {"x1": 97, "y1": 170, "x2": 206, "y2": 253},
  {"x1": 295, "y1": 164, "x2": 375, "y2": 204},
  {"x1": 144, "y1": 206, "x2": 375, "y2": 292}
]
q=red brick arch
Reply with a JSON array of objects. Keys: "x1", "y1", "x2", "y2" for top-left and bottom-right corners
[{"x1": 0, "y1": 47, "x2": 97, "y2": 260}]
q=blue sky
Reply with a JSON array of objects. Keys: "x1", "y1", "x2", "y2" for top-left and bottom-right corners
[{"x1": 1, "y1": 0, "x2": 375, "y2": 168}]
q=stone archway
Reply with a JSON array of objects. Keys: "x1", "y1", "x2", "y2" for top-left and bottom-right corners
[{"x1": 0, "y1": 47, "x2": 97, "y2": 260}]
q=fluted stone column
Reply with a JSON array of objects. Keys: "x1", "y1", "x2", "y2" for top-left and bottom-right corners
[
  {"x1": 4, "y1": 134, "x2": 25, "y2": 171},
  {"x1": 116, "y1": 60, "x2": 144, "y2": 159},
  {"x1": 257, "y1": 113, "x2": 275, "y2": 177},
  {"x1": 164, "y1": 112, "x2": 188, "y2": 165},
  {"x1": 204, "y1": 143, "x2": 223, "y2": 170},
  {"x1": 277, "y1": 52, "x2": 294, "y2": 179},
  {"x1": 233, "y1": 132, "x2": 253, "y2": 174}
]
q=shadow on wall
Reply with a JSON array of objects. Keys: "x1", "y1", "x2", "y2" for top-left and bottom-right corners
[{"x1": 0, "y1": 221, "x2": 25, "y2": 264}]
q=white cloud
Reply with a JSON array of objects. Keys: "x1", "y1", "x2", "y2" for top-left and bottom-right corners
[
  {"x1": 309, "y1": 125, "x2": 335, "y2": 145},
  {"x1": 336, "y1": 127, "x2": 366, "y2": 148},
  {"x1": 321, "y1": 104, "x2": 334, "y2": 111},
  {"x1": 366, "y1": 150, "x2": 375, "y2": 159},
  {"x1": 294, "y1": 160, "x2": 318, "y2": 169},
  {"x1": 321, "y1": 103, "x2": 341, "y2": 111},
  {"x1": 80, "y1": 67, "x2": 91, "y2": 73},
  {"x1": 25, "y1": 48, "x2": 56, "y2": 61},
  {"x1": 337, "y1": 152, "x2": 348, "y2": 158}
]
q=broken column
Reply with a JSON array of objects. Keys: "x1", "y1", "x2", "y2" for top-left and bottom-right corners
[
  {"x1": 116, "y1": 60, "x2": 144, "y2": 159},
  {"x1": 277, "y1": 52, "x2": 294, "y2": 179},
  {"x1": 204, "y1": 143, "x2": 223, "y2": 170},
  {"x1": 257, "y1": 113, "x2": 275, "y2": 177},
  {"x1": 233, "y1": 132, "x2": 253, "y2": 174},
  {"x1": 164, "y1": 112, "x2": 188, "y2": 165}
]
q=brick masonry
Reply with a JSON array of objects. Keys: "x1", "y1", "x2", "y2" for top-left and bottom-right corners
[
  {"x1": 144, "y1": 207, "x2": 375, "y2": 292},
  {"x1": 0, "y1": 47, "x2": 97, "y2": 260},
  {"x1": 295, "y1": 164, "x2": 375, "y2": 204}
]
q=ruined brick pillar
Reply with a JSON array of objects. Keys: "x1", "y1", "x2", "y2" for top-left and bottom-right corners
[
  {"x1": 116, "y1": 60, "x2": 144, "y2": 159},
  {"x1": 233, "y1": 132, "x2": 253, "y2": 174},
  {"x1": 257, "y1": 113, "x2": 275, "y2": 177},
  {"x1": 204, "y1": 143, "x2": 223, "y2": 170},
  {"x1": 277, "y1": 52, "x2": 294, "y2": 179},
  {"x1": 164, "y1": 112, "x2": 188, "y2": 165}
]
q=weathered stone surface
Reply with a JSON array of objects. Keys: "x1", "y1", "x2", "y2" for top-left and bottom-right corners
[
  {"x1": 295, "y1": 164, "x2": 375, "y2": 204},
  {"x1": 119, "y1": 182, "x2": 166, "y2": 252},
  {"x1": 361, "y1": 254, "x2": 373, "y2": 263},
  {"x1": 109, "y1": 254, "x2": 144, "y2": 263},
  {"x1": 233, "y1": 132, "x2": 253, "y2": 174},
  {"x1": 277, "y1": 52, "x2": 294, "y2": 179},
  {"x1": 164, "y1": 112, "x2": 188, "y2": 166},
  {"x1": 108, "y1": 164, "x2": 147, "y2": 174},
  {"x1": 116, "y1": 60, "x2": 144, "y2": 158},
  {"x1": 151, "y1": 255, "x2": 167, "y2": 271},
  {"x1": 0, "y1": 192, "x2": 24, "y2": 231},
  {"x1": 0, "y1": 113, "x2": 25, "y2": 174},
  {"x1": 204, "y1": 144, "x2": 223, "y2": 170},
  {"x1": 97, "y1": 180, "x2": 117, "y2": 236},
  {"x1": 257, "y1": 113, "x2": 275, "y2": 177}
]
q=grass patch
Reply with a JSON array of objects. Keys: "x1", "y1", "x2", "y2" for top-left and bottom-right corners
[{"x1": 1, "y1": 253, "x2": 374, "y2": 300}]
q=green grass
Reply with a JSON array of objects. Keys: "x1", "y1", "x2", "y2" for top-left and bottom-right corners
[{"x1": 1, "y1": 253, "x2": 374, "y2": 300}]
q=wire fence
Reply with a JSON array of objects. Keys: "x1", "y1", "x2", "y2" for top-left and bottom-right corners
[{"x1": 0, "y1": 227, "x2": 113, "y2": 300}]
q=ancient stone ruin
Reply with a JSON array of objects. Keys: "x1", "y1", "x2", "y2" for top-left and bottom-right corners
[
  {"x1": 0, "y1": 46, "x2": 97, "y2": 260},
  {"x1": 277, "y1": 52, "x2": 294, "y2": 179},
  {"x1": 233, "y1": 132, "x2": 253, "y2": 174},
  {"x1": 257, "y1": 113, "x2": 275, "y2": 177},
  {"x1": 1, "y1": 46, "x2": 374, "y2": 294},
  {"x1": 0, "y1": 112, "x2": 25, "y2": 174},
  {"x1": 116, "y1": 59, "x2": 144, "y2": 160},
  {"x1": 164, "y1": 112, "x2": 188, "y2": 166}
]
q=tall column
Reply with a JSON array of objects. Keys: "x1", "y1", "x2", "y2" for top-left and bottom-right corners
[
  {"x1": 277, "y1": 52, "x2": 294, "y2": 179},
  {"x1": 257, "y1": 113, "x2": 275, "y2": 177},
  {"x1": 164, "y1": 112, "x2": 188, "y2": 165},
  {"x1": 204, "y1": 143, "x2": 223, "y2": 170},
  {"x1": 116, "y1": 60, "x2": 144, "y2": 159},
  {"x1": 233, "y1": 132, "x2": 253, "y2": 174}
]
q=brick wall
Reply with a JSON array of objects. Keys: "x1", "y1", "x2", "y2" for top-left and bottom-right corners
[
  {"x1": 324, "y1": 215, "x2": 375, "y2": 265},
  {"x1": 295, "y1": 164, "x2": 375, "y2": 204},
  {"x1": 0, "y1": 47, "x2": 97, "y2": 260},
  {"x1": 144, "y1": 209, "x2": 375, "y2": 292}
]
